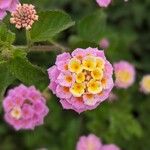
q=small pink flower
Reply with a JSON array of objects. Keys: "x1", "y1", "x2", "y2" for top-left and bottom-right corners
[
  {"x1": 114, "y1": 61, "x2": 136, "y2": 89},
  {"x1": 96, "y1": 0, "x2": 112, "y2": 8},
  {"x1": 76, "y1": 134, "x2": 102, "y2": 150},
  {"x1": 0, "y1": 0, "x2": 19, "y2": 20},
  {"x1": 48, "y1": 47, "x2": 114, "y2": 113},
  {"x1": 76, "y1": 134, "x2": 120, "y2": 150},
  {"x1": 99, "y1": 38, "x2": 110, "y2": 49},
  {"x1": 3, "y1": 84, "x2": 49, "y2": 130},
  {"x1": 10, "y1": 4, "x2": 38, "y2": 30},
  {"x1": 140, "y1": 75, "x2": 150, "y2": 94},
  {"x1": 101, "y1": 144, "x2": 120, "y2": 150}
]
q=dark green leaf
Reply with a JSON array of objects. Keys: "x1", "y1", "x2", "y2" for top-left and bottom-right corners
[
  {"x1": 8, "y1": 57, "x2": 49, "y2": 90},
  {"x1": 77, "y1": 10, "x2": 106, "y2": 43}
]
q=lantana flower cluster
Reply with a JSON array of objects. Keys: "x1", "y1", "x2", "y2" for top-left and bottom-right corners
[
  {"x1": 140, "y1": 75, "x2": 150, "y2": 94},
  {"x1": 114, "y1": 61, "x2": 136, "y2": 89},
  {"x1": 10, "y1": 4, "x2": 38, "y2": 30},
  {"x1": 0, "y1": 0, "x2": 19, "y2": 20},
  {"x1": 48, "y1": 47, "x2": 114, "y2": 113},
  {"x1": 3, "y1": 84, "x2": 49, "y2": 130},
  {"x1": 76, "y1": 134, "x2": 120, "y2": 150}
]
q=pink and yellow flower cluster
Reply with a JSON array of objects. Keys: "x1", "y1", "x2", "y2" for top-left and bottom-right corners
[
  {"x1": 140, "y1": 75, "x2": 150, "y2": 94},
  {"x1": 114, "y1": 61, "x2": 136, "y2": 89},
  {"x1": 3, "y1": 84, "x2": 49, "y2": 130},
  {"x1": 48, "y1": 47, "x2": 114, "y2": 113},
  {"x1": 76, "y1": 134, "x2": 120, "y2": 150}
]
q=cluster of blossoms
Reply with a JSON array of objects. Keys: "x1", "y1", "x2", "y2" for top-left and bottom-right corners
[
  {"x1": 114, "y1": 61, "x2": 136, "y2": 89},
  {"x1": 140, "y1": 75, "x2": 150, "y2": 94},
  {"x1": 0, "y1": 0, "x2": 19, "y2": 20},
  {"x1": 3, "y1": 84, "x2": 49, "y2": 130},
  {"x1": 48, "y1": 47, "x2": 114, "y2": 113},
  {"x1": 10, "y1": 4, "x2": 38, "y2": 30},
  {"x1": 96, "y1": 0, "x2": 128, "y2": 8},
  {"x1": 76, "y1": 134, "x2": 120, "y2": 150},
  {"x1": 99, "y1": 38, "x2": 110, "y2": 49}
]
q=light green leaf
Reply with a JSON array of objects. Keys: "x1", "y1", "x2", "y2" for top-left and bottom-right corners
[
  {"x1": 8, "y1": 57, "x2": 49, "y2": 90},
  {"x1": 30, "y1": 10, "x2": 75, "y2": 42},
  {"x1": 0, "y1": 23, "x2": 15, "y2": 45},
  {"x1": 0, "y1": 62, "x2": 15, "y2": 100},
  {"x1": 77, "y1": 10, "x2": 106, "y2": 43}
]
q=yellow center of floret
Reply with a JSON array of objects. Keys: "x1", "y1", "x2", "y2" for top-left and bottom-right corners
[
  {"x1": 91, "y1": 68, "x2": 103, "y2": 80},
  {"x1": 10, "y1": 107, "x2": 22, "y2": 120},
  {"x1": 82, "y1": 56, "x2": 96, "y2": 71},
  {"x1": 96, "y1": 57, "x2": 105, "y2": 69},
  {"x1": 116, "y1": 70, "x2": 132, "y2": 83},
  {"x1": 76, "y1": 72, "x2": 85, "y2": 83},
  {"x1": 142, "y1": 76, "x2": 150, "y2": 92},
  {"x1": 87, "y1": 79, "x2": 102, "y2": 94},
  {"x1": 70, "y1": 83, "x2": 85, "y2": 97},
  {"x1": 68, "y1": 58, "x2": 83, "y2": 73},
  {"x1": 69, "y1": 55, "x2": 106, "y2": 97}
]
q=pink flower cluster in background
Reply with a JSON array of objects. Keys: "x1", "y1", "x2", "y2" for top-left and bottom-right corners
[
  {"x1": 99, "y1": 38, "x2": 110, "y2": 49},
  {"x1": 48, "y1": 47, "x2": 114, "y2": 113},
  {"x1": 96, "y1": 0, "x2": 112, "y2": 8},
  {"x1": 0, "y1": 0, "x2": 19, "y2": 20},
  {"x1": 10, "y1": 4, "x2": 38, "y2": 30},
  {"x1": 3, "y1": 84, "x2": 49, "y2": 130},
  {"x1": 140, "y1": 75, "x2": 150, "y2": 94},
  {"x1": 114, "y1": 61, "x2": 136, "y2": 89},
  {"x1": 76, "y1": 134, "x2": 120, "y2": 150}
]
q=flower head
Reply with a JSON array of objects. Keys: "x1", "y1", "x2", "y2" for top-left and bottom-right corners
[
  {"x1": 3, "y1": 84, "x2": 49, "y2": 130},
  {"x1": 48, "y1": 47, "x2": 114, "y2": 113},
  {"x1": 0, "y1": 0, "x2": 19, "y2": 20},
  {"x1": 140, "y1": 75, "x2": 150, "y2": 94},
  {"x1": 76, "y1": 134, "x2": 120, "y2": 150},
  {"x1": 114, "y1": 61, "x2": 136, "y2": 89},
  {"x1": 10, "y1": 4, "x2": 38, "y2": 30},
  {"x1": 76, "y1": 134, "x2": 102, "y2": 150},
  {"x1": 99, "y1": 38, "x2": 110, "y2": 49},
  {"x1": 96, "y1": 0, "x2": 112, "y2": 8}
]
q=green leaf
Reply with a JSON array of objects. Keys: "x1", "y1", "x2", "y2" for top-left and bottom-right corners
[
  {"x1": 0, "y1": 23, "x2": 15, "y2": 45},
  {"x1": 77, "y1": 10, "x2": 106, "y2": 43},
  {"x1": 0, "y1": 62, "x2": 15, "y2": 100},
  {"x1": 30, "y1": 10, "x2": 75, "y2": 42},
  {"x1": 8, "y1": 57, "x2": 49, "y2": 90}
]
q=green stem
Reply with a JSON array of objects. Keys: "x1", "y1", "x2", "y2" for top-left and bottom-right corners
[
  {"x1": 50, "y1": 40, "x2": 66, "y2": 52},
  {"x1": 26, "y1": 30, "x2": 32, "y2": 49}
]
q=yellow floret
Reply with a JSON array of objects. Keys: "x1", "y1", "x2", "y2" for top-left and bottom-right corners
[
  {"x1": 76, "y1": 72, "x2": 85, "y2": 83},
  {"x1": 116, "y1": 71, "x2": 132, "y2": 83},
  {"x1": 87, "y1": 79, "x2": 102, "y2": 94},
  {"x1": 68, "y1": 58, "x2": 83, "y2": 73},
  {"x1": 82, "y1": 56, "x2": 96, "y2": 71},
  {"x1": 70, "y1": 83, "x2": 85, "y2": 97},
  {"x1": 10, "y1": 107, "x2": 22, "y2": 119},
  {"x1": 91, "y1": 68, "x2": 103, "y2": 80},
  {"x1": 96, "y1": 57, "x2": 105, "y2": 69}
]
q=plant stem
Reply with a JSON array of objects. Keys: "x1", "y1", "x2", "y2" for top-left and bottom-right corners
[
  {"x1": 50, "y1": 40, "x2": 66, "y2": 52},
  {"x1": 26, "y1": 30, "x2": 32, "y2": 49}
]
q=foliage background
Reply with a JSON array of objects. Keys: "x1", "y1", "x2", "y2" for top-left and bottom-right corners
[{"x1": 0, "y1": 0, "x2": 150, "y2": 150}]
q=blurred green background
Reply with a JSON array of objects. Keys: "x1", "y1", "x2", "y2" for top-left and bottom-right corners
[{"x1": 1, "y1": 0, "x2": 150, "y2": 150}]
